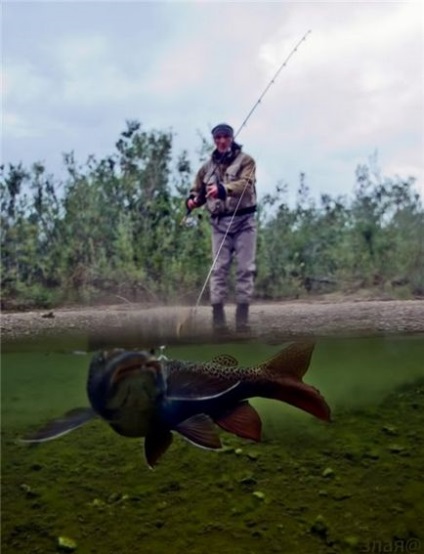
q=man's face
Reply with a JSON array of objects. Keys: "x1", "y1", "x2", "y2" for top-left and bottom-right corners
[{"x1": 214, "y1": 134, "x2": 233, "y2": 154}]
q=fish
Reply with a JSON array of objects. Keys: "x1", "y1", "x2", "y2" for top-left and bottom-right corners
[{"x1": 21, "y1": 342, "x2": 331, "y2": 468}]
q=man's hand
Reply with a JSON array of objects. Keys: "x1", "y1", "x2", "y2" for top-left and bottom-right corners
[
  {"x1": 206, "y1": 182, "x2": 227, "y2": 200},
  {"x1": 185, "y1": 195, "x2": 199, "y2": 211},
  {"x1": 206, "y1": 184, "x2": 218, "y2": 199}
]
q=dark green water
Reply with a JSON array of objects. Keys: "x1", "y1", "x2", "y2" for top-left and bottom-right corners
[{"x1": 2, "y1": 336, "x2": 424, "y2": 554}]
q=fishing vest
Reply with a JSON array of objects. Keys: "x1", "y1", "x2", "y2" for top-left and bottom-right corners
[{"x1": 199, "y1": 150, "x2": 257, "y2": 217}]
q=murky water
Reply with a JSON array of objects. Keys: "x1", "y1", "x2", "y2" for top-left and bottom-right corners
[{"x1": 2, "y1": 336, "x2": 424, "y2": 554}]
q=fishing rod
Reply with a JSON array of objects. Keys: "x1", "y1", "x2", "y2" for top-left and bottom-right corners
[{"x1": 181, "y1": 29, "x2": 311, "y2": 227}]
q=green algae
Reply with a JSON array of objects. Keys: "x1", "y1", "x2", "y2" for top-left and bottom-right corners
[{"x1": 2, "y1": 337, "x2": 424, "y2": 554}]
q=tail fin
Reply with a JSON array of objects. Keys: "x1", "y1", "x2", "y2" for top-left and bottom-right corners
[{"x1": 258, "y1": 342, "x2": 331, "y2": 421}]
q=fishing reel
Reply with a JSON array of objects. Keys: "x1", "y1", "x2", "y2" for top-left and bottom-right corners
[{"x1": 181, "y1": 212, "x2": 203, "y2": 229}]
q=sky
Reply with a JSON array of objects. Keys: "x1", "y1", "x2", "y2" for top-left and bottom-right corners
[{"x1": 2, "y1": 1, "x2": 424, "y2": 204}]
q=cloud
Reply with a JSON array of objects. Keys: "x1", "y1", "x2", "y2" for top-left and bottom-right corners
[
  {"x1": 2, "y1": 2, "x2": 422, "y2": 201},
  {"x1": 3, "y1": 60, "x2": 51, "y2": 105}
]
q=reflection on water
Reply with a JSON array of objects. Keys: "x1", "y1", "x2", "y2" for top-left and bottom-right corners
[{"x1": 2, "y1": 336, "x2": 424, "y2": 554}]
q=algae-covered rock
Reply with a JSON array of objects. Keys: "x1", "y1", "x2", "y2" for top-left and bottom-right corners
[
  {"x1": 322, "y1": 467, "x2": 335, "y2": 478},
  {"x1": 19, "y1": 483, "x2": 39, "y2": 499},
  {"x1": 310, "y1": 515, "x2": 328, "y2": 537},
  {"x1": 363, "y1": 448, "x2": 380, "y2": 460},
  {"x1": 220, "y1": 446, "x2": 235, "y2": 454},
  {"x1": 107, "y1": 493, "x2": 129, "y2": 505},
  {"x1": 246, "y1": 451, "x2": 259, "y2": 461},
  {"x1": 388, "y1": 444, "x2": 406, "y2": 454},
  {"x1": 154, "y1": 520, "x2": 165, "y2": 529},
  {"x1": 343, "y1": 535, "x2": 359, "y2": 547},
  {"x1": 57, "y1": 536, "x2": 77, "y2": 552},
  {"x1": 382, "y1": 425, "x2": 398, "y2": 436},
  {"x1": 332, "y1": 489, "x2": 353, "y2": 501},
  {"x1": 90, "y1": 498, "x2": 105, "y2": 509},
  {"x1": 239, "y1": 474, "x2": 257, "y2": 486},
  {"x1": 235, "y1": 448, "x2": 243, "y2": 456},
  {"x1": 252, "y1": 491, "x2": 265, "y2": 501}
]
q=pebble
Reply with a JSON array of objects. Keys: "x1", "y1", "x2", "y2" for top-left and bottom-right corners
[
  {"x1": 247, "y1": 451, "x2": 259, "y2": 461},
  {"x1": 382, "y1": 425, "x2": 398, "y2": 436},
  {"x1": 363, "y1": 448, "x2": 380, "y2": 460},
  {"x1": 388, "y1": 444, "x2": 406, "y2": 453},
  {"x1": 343, "y1": 535, "x2": 359, "y2": 547},
  {"x1": 252, "y1": 491, "x2": 265, "y2": 501},
  {"x1": 322, "y1": 467, "x2": 335, "y2": 478},
  {"x1": 20, "y1": 483, "x2": 39, "y2": 499},
  {"x1": 332, "y1": 490, "x2": 352, "y2": 501},
  {"x1": 90, "y1": 498, "x2": 105, "y2": 509},
  {"x1": 220, "y1": 446, "x2": 235, "y2": 454},
  {"x1": 310, "y1": 515, "x2": 328, "y2": 537},
  {"x1": 57, "y1": 536, "x2": 77, "y2": 552},
  {"x1": 239, "y1": 475, "x2": 257, "y2": 486}
]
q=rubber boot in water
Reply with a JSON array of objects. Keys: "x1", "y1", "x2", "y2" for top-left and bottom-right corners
[
  {"x1": 236, "y1": 303, "x2": 250, "y2": 333},
  {"x1": 212, "y1": 303, "x2": 229, "y2": 335}
]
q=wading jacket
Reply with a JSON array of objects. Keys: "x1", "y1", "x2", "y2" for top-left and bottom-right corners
[{"x1": 190, "y1": 144, "x2": 257, "y2": 217}]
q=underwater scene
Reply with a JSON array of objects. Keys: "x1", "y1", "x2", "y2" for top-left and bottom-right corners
[{"x1": 2, "y1": 335, "x2": 424, "y2": 554}]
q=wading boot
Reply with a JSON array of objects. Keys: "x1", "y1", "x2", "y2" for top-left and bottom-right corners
[
  {"x1": 236, "y1": 303, "x2": 251, "y2": 333},
  {"x1": 212, "y1": 303, "x2": 229, "y2": 336}
]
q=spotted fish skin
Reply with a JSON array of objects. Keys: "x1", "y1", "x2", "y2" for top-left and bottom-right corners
[
  {"x1": 159, "y1": 342, "x2": 329, "y2": 428},
  {"x1": 131, "y1": 341, "x2": 331, "y2": 466}
]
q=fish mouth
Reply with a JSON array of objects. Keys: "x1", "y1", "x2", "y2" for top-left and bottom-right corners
[{"x1": 110, "y1": 351, "x2": 161, "y2": 385}]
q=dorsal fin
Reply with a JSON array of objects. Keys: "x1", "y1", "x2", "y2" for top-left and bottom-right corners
[{"x1": 261, "y1": 342, "x2": 315, "y2": 380}]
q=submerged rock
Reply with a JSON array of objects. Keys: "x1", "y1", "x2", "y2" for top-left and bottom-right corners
[
  {"x1": 343, "y1": 535, "x2": 359, "y2": 548},
  {"x1": 252, "y1": 491, "x2": 265, "y2": 501},
  {"x1": 246, "y1": 451, "x2": 259, "y2": 461},
  {"x1": 219, "y1": 446, "x2": 235, "y2": 454},
  {"x1": 322, "y1": 468, "x2": 335, "y2": 478},
  {"x1": 363, "y1": 448, "x2": 380, "y2": 460},
  {"x1": 19, "y1": 483, "x2": 39, "y2": 499},
  {"x1": 239, "y1": 474, "x2": 257, "y2": 486},
  {"x1": 90, "y1": 498, "x2": 105, "y2": 509},
  {"x1": 57, "y1": 536, "x2": 77, "y2": 552},
  {"x1": 388, "y1": 444, "x2": 406, "y2": 454},
  {"x1": 310, "y1": 515, "x2": 328, "y2": 537},
  {"x1": 382, "y1": 425, "x2": 398, "y2": 436},
  {"x1": 332, "y1": 489, "x2": 353, "y2": 501}
]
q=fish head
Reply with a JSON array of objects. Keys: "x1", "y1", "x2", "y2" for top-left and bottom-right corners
[{"x1": 87, "y1": 349, "x2": 164, "y2": 437}]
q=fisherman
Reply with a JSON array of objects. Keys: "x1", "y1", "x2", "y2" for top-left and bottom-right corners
[{"x1": 186, "y1": 123, "x2": 257, "y2": 334}]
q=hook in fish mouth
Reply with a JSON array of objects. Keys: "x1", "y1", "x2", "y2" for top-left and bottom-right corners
[{"x1": 110, "y1": 351, "x2": 162, "y2": 385}]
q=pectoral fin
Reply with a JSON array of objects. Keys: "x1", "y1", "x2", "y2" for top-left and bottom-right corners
[
  {"x1": 21, "y1": 407, "x2": 96, "y2": 443},
  {"x1": 144, "y1": 428, "x2": 173, "y2": 468},
  {"x1": 176, "y1": 414, "x2": 222, "y2": 450}
]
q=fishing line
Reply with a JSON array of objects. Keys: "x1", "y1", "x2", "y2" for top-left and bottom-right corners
[{"x1": 183, "y1": 30, "x2": 312, "y2": 323}]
